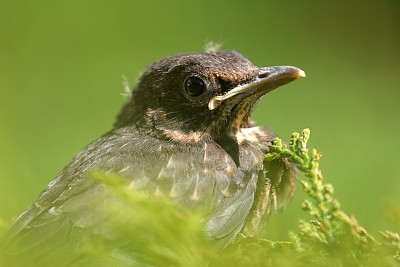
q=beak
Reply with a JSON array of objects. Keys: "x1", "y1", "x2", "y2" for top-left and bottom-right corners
[{"x1": 208, "y1": 66, "x2": 306, "y2": 110}]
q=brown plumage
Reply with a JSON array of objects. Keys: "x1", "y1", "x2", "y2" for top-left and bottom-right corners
[{"x1": 0, "y1": 50, "x2": 304, "y2": 266}]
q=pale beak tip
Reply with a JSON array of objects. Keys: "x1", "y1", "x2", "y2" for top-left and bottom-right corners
[{"x1": 298, "y1": 69, "x2": 306, "y2": 78}]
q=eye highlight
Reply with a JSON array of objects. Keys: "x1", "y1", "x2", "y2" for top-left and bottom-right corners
[{"x1": 184, "y1": 76, "x2": 206, "y2": 97}]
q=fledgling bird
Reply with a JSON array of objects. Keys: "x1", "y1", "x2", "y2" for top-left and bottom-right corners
[{"x1": 0, "y1": 50, "x2": 305, "y2": 266}]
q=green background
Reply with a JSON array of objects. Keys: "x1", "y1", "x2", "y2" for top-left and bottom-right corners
[{"x1": 0, "y1": 0, "x2": 399, "y2": 239}]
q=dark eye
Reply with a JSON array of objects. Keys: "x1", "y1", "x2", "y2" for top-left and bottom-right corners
[{"x1": 185, "y1": 76, "x2": 206, "y2": 97}]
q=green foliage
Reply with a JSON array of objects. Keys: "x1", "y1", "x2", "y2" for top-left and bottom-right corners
[
  {"x1": 1, "y1": 129, "x2": 399, "y2": 266},
  {"x1": 262, "y1": 129, "x2": 400, "y2": 266},
  {"x1": 86, "y1": 173, "x2": 213, "y2": 267}
]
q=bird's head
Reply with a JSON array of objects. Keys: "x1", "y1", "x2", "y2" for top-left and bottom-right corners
[{"x1": 115, "y1": 51, "x2": 305, "y2": 139}]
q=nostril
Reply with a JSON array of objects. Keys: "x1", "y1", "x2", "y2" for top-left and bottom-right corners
[{"x1": 258, "y1": 72, "x2": 270, "y2": 79}]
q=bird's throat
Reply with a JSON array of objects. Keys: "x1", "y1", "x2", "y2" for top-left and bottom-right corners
[{"x1": 228, "y1": 95, "x2": 259, "y2": 133}]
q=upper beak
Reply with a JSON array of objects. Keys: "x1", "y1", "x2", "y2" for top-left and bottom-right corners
[{"x1": 208, "y1": 66, "x2": 306, "y2": 110}]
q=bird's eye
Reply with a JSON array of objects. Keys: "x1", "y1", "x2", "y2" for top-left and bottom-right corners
[{"x1": 185, "y1": 76, "x2": 206, "y2": 97}]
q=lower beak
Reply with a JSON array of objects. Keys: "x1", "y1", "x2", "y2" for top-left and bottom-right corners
[{"x1": 208, "y1": 66, "x2": 305, "y2": 110}]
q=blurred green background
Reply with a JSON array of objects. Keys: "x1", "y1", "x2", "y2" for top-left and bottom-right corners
[{"x1": 0, "y1": 0, "x2": 399, "y2": 240}]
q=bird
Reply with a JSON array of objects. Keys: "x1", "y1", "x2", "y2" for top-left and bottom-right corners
[{"x1": 0, "y1": 50, "x2": 305, "y2": 266}]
